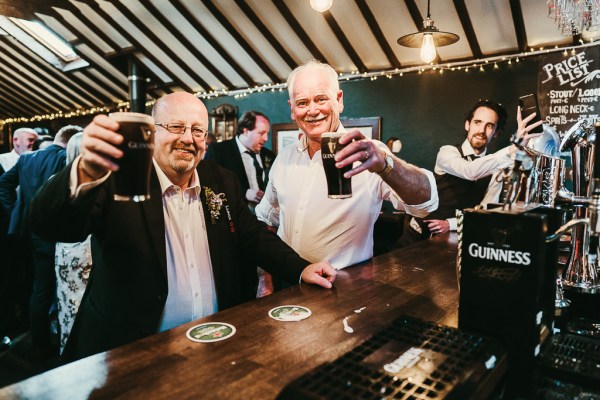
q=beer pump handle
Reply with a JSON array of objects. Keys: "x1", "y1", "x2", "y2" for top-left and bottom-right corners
[{"x1": 594, "y1": 122, "x2": 600, "y2": 181}]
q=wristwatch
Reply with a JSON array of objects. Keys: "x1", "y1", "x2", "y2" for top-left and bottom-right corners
[{"x1": 378, "y1": 154, "x2": 394, "y2": 176}]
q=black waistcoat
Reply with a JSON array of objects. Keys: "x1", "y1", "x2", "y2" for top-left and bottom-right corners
[{"x1": 425, "y1": 144, "x2": 492, "y2": 221}]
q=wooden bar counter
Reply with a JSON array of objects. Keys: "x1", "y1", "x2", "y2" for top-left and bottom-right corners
[{"x1": 0, "y1": 234, "x2": 459, "y2": 400}]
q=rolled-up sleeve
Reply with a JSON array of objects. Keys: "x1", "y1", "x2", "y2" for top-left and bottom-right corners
[{"x1": 386, "y1": 167, "x2": 438, "y2": 218}]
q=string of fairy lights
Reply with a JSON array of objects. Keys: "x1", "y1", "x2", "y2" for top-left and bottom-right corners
[{"x1": 1, "y1": 40, "x2": 597, "y2": 125}]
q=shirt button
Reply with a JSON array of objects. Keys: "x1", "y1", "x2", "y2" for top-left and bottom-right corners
[{"x1": 195, "y1": 293, "x2": 199, "y2": 298}]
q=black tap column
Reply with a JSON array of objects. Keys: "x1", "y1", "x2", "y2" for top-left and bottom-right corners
[{"x1": 458, "y1": 205, "x2": 563, "y2": 397}]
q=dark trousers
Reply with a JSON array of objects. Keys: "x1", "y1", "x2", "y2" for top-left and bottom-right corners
[
  {"x1": 29, "y1": 235, "x2": 57, "y2": 354},
  {"x1": 395, "y1": 217, "x2": 430, "y2": 248},
  {"x1": 0, "y1": 235, "x2": 34, "y2": 338}
]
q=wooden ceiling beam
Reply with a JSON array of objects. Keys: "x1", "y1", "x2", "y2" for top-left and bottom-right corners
[
  {"x1": 453, "y1": 0, "x2": 482, "y2": 59},
  {"x1": 234, "y1": 0, "x2": 297, "y2": 70},
  {"x1": 139, "y1": 0, "x2": 234, "y2": 90},
  {"x1": 108, "y1": 0, "x2": 207, "y2": 92},
  {"x1": 201, "y1": 0, "x2": 280, "y2": 83},
  {"x1": 272, "y1": 0, "x2": 329, "y2": 65},
  {"x1": 355, "y1": 0, "x2": 401, "y2": 69},
  {"x1": 169, "y1": 0, "x2": 256, "y2": 88},
  {"x1": 323, "y1": 11, "x2": 367, "y2": 72}
]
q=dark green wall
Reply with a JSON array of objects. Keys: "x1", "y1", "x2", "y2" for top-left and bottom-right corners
[{"x1": 204, "y1": 57, "x2": 538, "y2": 171}]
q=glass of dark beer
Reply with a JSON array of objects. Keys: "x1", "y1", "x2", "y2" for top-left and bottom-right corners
[
  {"x1": 109, "y1": 112, "x2": 155, "y2": 202},
  {"x1": 321, "y1": 132, "x2": 352, "y2": 199}
]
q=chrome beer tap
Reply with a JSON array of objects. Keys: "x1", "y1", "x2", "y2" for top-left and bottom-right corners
[{"x1": 549, "y1": 120, "x2": 599, "y2": 291}]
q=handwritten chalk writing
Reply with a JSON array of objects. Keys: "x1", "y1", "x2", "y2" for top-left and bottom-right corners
[{"x1": 542, "y1": 52, "x2": 593, "y2": 86}]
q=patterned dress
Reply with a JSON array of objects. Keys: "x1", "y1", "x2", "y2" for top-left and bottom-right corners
[{"x1": 55, "y1": 236, "x2": 92, "y2": 352}]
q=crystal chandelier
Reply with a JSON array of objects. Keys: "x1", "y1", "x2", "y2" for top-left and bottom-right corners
[{"x1": 547, "y1": 0, "x2": 600, "y2": 36}]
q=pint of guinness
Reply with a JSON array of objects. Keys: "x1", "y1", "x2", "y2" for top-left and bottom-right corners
[
  {"x1": 109, "y1": 112, "x2": 155, "y2": 202},
  {"x1": 321, "y1": 132, "x2": 352, "y2": 199}
]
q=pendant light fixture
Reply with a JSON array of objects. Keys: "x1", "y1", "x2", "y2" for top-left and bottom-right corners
[
  {"x1": 310, "y1": 0, "x2": 333, "y2": 12},
  {"x1": 397, "y1": 0, "x2": 459, "y2": 64}
]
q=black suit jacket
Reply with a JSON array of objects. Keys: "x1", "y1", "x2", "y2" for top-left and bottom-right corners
[
  {"x1": 29, "y1": 160, "x2": 308, "y2": 362},
  {"x1": 204, "y1": 138, "x2": 275, "y2": 194},
  {"x1": 0, "y1": 144, "x2": 66, "y2": 237}
]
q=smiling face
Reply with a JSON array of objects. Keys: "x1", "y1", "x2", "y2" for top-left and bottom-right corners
[
  {"x1": 13, "y1": 130, "x2": 38, "y2": 154},
  {"x1": 152, "y1": 92, "x2": 209, "y2": 187},
  {"x1": 465, "y1": 106, "x2": 499, "y2": 154},
  {"x1": 288, "y1": 67, "x2": 343, "y2": 147}
]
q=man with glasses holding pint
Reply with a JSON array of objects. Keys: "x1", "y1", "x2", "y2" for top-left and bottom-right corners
[{"x1": 29, "y1": 92, "x2": 336, "y2": 363}]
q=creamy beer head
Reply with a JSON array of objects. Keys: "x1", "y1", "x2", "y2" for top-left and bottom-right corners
[
  {"x1": 321, "y1": 132, "x2": 352, "y2": 199},
  {"x1": 109, "y1": 112, "x2": 155, "y2": 127},
  {"x1": 108, "y1": 112, "x2": 155, "y2": 202}
]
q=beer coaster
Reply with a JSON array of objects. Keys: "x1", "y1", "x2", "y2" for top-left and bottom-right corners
[
  {"x1": 269, "y1": 305, "x2": 311, "y2": 322},
  {"x1": 185, "y1": 322, "x2": 236, "y2": 343}
]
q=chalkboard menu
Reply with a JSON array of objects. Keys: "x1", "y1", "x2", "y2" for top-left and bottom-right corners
[{"x1": 538, "y1": 45, "x2": 600, "y2": 135}]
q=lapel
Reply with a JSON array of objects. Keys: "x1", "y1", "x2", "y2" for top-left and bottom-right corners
[
  {"x1": 197, "y1": 164, "x2": 224, "y2": 289},
  {"x1": 227, "y1": 139, "x2": 250, "y2": 189},
  {"x1": 140, "y1": 169, "x2": 168, "y2": 282}
]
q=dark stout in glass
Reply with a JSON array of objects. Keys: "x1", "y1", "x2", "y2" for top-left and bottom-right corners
[
  {"x1": 109, "y1": 112, "x2": 155, "y2": 202},
  {"x1": 321, "y1": 132, "x2": 352, "y2": 199}
]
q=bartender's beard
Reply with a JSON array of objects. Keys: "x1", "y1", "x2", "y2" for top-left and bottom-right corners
[{"x1": 468, "y1": 132, "x2": 488, "y2": 152}]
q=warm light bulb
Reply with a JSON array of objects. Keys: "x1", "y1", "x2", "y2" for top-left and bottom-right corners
[
  {"x1": 310, "y1": 0, "x2": 333, "y2": 12},
  {"x1": 420, "y1": 34, "x2": 437, "y2": 63}
]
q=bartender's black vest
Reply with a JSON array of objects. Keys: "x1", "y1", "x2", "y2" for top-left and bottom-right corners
[{"x1": 417, "y1": 145, "x2": 492, "y2": 233}]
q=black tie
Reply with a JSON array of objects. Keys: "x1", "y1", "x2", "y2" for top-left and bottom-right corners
[{"x1": 246, "y1": 151, "x2": 265, "y2": 191}]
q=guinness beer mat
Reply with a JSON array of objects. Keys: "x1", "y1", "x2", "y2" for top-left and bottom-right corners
[
  {"x1": 186, "y1": 322, "x2": 236, "y2": 343},
  {"x1": 269, "y1": 305, "x2": 311, "y2": 322}
]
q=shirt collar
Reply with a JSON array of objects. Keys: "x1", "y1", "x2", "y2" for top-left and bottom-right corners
[
  {"x1": 235, "y1": 135, "x2": 255, "y2": 155},
  {"x1": 153, "y1": 158, "x2": 201, "y2": 195},
  {"x1": 461, "y1": 139, "x2": 487, "y2": 157}
]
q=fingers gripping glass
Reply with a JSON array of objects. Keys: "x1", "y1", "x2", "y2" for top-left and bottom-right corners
[{"x1": 155, "y1": 123, "x2": 208, "y2": 139}]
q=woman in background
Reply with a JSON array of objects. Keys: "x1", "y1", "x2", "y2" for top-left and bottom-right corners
[{"x1": 54, "y1": 132, "x2": 92, "y2": 352}]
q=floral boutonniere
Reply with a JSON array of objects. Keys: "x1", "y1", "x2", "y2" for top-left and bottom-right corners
[
  {"x1": 204, "y1": 187, "x2": 235, "y2": 232},
  {"x1": 204, "y1": 187, "x2": 227, "y2": 225},
  {"x1": 263, "y1": 155, "x2": 273, "y2": 170}
]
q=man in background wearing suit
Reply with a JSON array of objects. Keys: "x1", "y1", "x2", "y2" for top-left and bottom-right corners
[
  {"x1": 29, "y1": 92, "x2": 336, "y2": 363},
  {"x1": 0, "y1": 125, "x2": 82, "y2": 358},
  {"x1": 205, "y1": 111, "x2": 275, "y2": 213}
]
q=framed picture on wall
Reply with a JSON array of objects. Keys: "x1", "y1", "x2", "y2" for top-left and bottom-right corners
[{"x1": 272, "y1": 117, "x2": 381, "y2": 154}]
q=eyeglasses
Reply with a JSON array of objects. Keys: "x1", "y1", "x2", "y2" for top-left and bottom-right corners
[{"x1": 155, "y1": 123, "x2": 208, "y2": 139}]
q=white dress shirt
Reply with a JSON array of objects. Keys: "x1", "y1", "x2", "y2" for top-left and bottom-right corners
[
  {"x1": 0, "y1": 149, "x2": 20, "y2": 172},
  {"x1": 154, "y1": 160, "x2": 217, "y2": 331},
  {"x1": 434, "y1": 139, "x2": 514, "y2": 230},
  {"x1": 255, "y1": 129, "x2": 438, "y2": 269}
]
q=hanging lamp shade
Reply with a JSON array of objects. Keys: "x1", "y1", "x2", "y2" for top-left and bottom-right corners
[{"x1": 396, "y1": 0, "x2": 459, "y2": 63}]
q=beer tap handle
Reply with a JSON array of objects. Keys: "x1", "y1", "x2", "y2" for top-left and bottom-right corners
[{"x1": 546, "y1": 218, "x2": 590, "y2": 242}]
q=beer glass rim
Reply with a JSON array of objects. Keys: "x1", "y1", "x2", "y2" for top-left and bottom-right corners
[
  {"x1": 109, "y1": 112, "x2": 155, "y2": 125},
  {"x1": 321, "y1": 132, "x2": 343, "y2": 138}
]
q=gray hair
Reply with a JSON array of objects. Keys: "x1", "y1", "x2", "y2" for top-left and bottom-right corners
[
  {"x1": 13, "y1": 127, "x2": 38, "y2": 140},
  {"x1": 55, "y1": 125, "x2": 83, "y2": 146},
  {"x1": 66, "y1": 131, "x2": 83, "y2": 164},
  {"x1": 286, "y1": 60, "x2": 339, "y2": 100}
]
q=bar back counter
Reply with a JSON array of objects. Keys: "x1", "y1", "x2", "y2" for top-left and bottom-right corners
[{"x1": 0, "y1": 234, "x2": 488, "y2": 399}]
